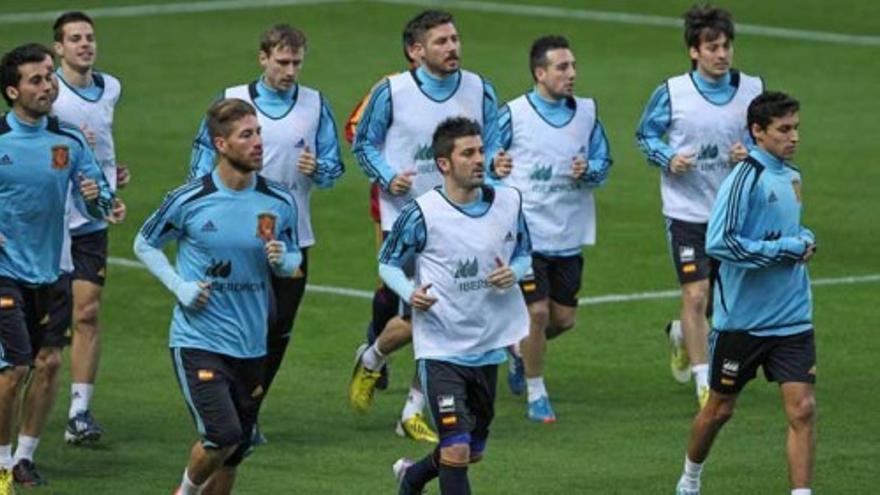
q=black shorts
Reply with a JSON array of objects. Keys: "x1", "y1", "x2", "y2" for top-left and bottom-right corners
[
  {"x1": 72, "y1": 229, "x2": 108, "y2": 286},
  {"x1": 709, "y1": 329, "x2": 816, "y2": 395},
  {"x1": 519, "y1": 254, "x2": 583, "y2": 306},
  {"x1": 666, "y1": 218, "x2": 713, "y2": 285},
  {"x1": 0, "y1": 277, "x2": 52, "y2": 368},
  {"x1": 419, "y1": 359, "x2": 497, "y2": 452},
  {"x1": 171, "y1": 347, "x2": 264, "y2": 465},
  {"x1": 42, "y1": 273, "x2": 73, "y2": 349}
]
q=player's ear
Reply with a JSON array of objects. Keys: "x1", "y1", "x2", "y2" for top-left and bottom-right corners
[
  {"x1": 258, "y1": 49, "x2": 269, "y2": 69},
  {"x1": 5, "y1": 86, "x2": 18, "y2": 103},
  {"x1": 213, "y1": 135, "x2": 227, "y2": 155},
  {"x1": 435, "y1": 157, "x2": 450, "y2": 175},
  {"x1": 53, "y1": 41, "x2": 64, "y2": 57}
]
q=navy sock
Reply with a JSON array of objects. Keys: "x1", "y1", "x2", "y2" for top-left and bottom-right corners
[
  {"x1": 402, "y1": 452, "x2": 439, "y2": 491},
  {"x1": 438, "y1": 463, "x2": 470, "y2": 495}
]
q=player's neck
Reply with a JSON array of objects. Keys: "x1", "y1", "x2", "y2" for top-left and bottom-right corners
[
  {"x1": 11, "y1": 106, "x2": 45, "y2": 126},
  {"x1": 419, "y1": 65, "x2": 455, "y2": 82},
  {"x1": 443, "y1": 182, "x2": 478, "y2": 205},
  {"x1": 694, "y1": 67, "x2": 727, "y2": 85},
  {"x1": 60, "y1": 62, "x2": 93, "y2": 88},
  {"x1": 533, "y1": 86, "x2": 564, "y2": 105},
  {"x1": 216, "y1": 161, "x2": 255, "y2": 191}
]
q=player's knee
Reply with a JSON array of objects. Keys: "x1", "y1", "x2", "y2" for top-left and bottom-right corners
[
  {"x1": 786, "y1": 394, "x2": 816, "y2": 427},
  {"x1": 0, "y1": 365, "x2": 28, "y2": 387},
  {"x1": 439, "y1": 443, "x2": 470, "y2": 467},
  {"x1": 708, "y1": 398, "x2": 736, "y2": 425},
  {"x1": 682, "y1": 283, "x2": 710, "y2": 310},
  {"x1": 550, "y1": 313, "x2": 576, "y2": 333},
  {"x1": 74, "y1": 299, "x2": 101, "y2": 328},
  {"x1": 529, "y1": 303, "x2": 550, "y2": 329},
  {"x1": 35, "y1": 348, "x2": 63, "y2": 376}
]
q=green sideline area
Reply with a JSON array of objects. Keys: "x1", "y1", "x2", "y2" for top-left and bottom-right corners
[{"x1": 2, "y1": 0, "x2": 878, "y2": 492}]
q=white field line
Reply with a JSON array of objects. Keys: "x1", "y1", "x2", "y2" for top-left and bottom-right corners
[
  {"x1": 3, "y1": 0, "x2": 878, "y2": 48},
  {"x1": 371, "y1": 0, "x2": 880, "y2": 47},
  {"x1": 108, "y1": 257, "x2": 879, "y2": 306},
  {"x1": 0, "y1": 0, "x2": 348, "y2": 25}
]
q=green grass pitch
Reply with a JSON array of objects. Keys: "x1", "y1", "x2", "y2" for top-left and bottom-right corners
[{"x1": 2, "y1": 0, "x2": 878, "y2": 492}]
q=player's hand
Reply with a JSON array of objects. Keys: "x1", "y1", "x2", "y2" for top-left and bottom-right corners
[
  {"x1": 493, "y1": 150, "x2": 513, "y2": 178},
  {"x1": 265, "y1": 240, "x2": 287, "y2": 266},
  {"x1": 105, "y1": 198, "x2": 127, "y2": 224},
  {"x1": 571, "y1": 155, "x2": 588, "y2": 180},
  {"x1": 116, "y1": 163, "x2": 132, "y2": 188},
  {"x1": 78, "y1": 174, "x2": 99, "y2": 201},
  {"x1": 410, "y1": 283, "x2": 438, "y2": 311},
  {"x1": 801, "y1": 243, "x2": 817, "y2": 263},
  {"x1": 728, "y1": 142, "x2": 749, "y2": 164},
  {"x1": 389, "y1": 170, "x2": 416, "y2": 196},
  {"x1": 177, "y1": 281, "x2": 211, "y2": 309},
  {"x1": 487, "y1": 257, "x2": 516, "y2": 289},
  {"x1": 297, "y1": 146, "x2": 317, "y2": 176},
  {"x1": 669, "y1": 152, "x2": 696, "y2": 174},
  {"x1": 79, "y1": 124, "x2": 97, "y2": 149}
]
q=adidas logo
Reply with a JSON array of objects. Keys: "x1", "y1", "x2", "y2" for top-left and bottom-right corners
[
  {"x1": 504, "y1": 231, "x2": 514, "y2": 243},
  {"x1": 205, "y1": 259, "x2": 232, "y2": 278},
  {"x1": 201, "y1": 220, "x2": 217, "y2": 232},
  {"x1": 768, "y1": 191, "x2": 778, "y2": 203},
  {"x1": 294, "y1": 138, "x2": 306, "y2": 149},
  {"x1": 0, "y1": 154, "x2": 12, "y2": 165},
  {"x1": 577, "y1": 146, "x2": 587, "y2": 155}
]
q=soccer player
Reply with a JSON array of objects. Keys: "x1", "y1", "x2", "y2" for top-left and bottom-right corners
[
  {"x1": 189, "y1": 24, "x2": 343, "y2": 430},
  {"x1": 635, "y1": 4, "x2": 763, "y2": 408},
  {"x1": 48, "y1": 10, "x2": 130, "y2": 446},
  {"x1": 135, "y1": 99, "x2": 301, "y2": 495},
  {"x1": 0, "y1": 43, "x2": 113, "y2": 492},
  {"x1": 345, "y1": 17, "x2": 437, "y2": 442},
  {"x1": 674, "y1": 91, "x2": 816, "y2": 495},
  {"x1": 349, "y1": 9, "x2": 503, "y2": 440},
  {"x1": 387, "y1": 117, "x2": 530, "y2": 495},
  {"x1": 499, "y1": 35, "x2": 612, "y2": 422}
]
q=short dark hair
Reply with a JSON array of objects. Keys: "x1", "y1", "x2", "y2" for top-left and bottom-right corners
[
  {"x1": 683, "y1": 4, "x2": 734, "y2": 49},
  {"x1": 1, "y1": 43, "x2": 53, "y2": 107},
  {"x1": 747, "y1": 91, "x2": 800, "y2": 134},
  {"x1": 529, "y1": 35, "x2": 570, "y2": 81},
  {"x1": 259, "y1": 24, "x2": 307, "y2": 54},
  {"x1": 408, "y1": 10, "x2": 454, "y2": 45},
  {"x1": 53, "y1": 11, "x2": 94, "y2": 42},
  {"x1": 206, "y1": 98, "x2": 257, "y2": 140},
  {"x1": 401, "y1": 17, "x2": 419, "y2": 63},
  {"x1": 432, "y1": 117, "x2": 482, "y2": 163}
]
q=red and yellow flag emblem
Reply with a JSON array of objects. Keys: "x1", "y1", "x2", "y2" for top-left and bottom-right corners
[{"x1": 51, "y1": 145, "x2": 70, "y2": 170}]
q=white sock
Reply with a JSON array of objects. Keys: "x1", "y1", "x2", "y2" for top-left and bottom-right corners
[
  {"x1": 791, "y1": 489, "x2": 811, "y2": 495},
  {"x1": 400, "y1": 387, "x2": 425, "y2": 421},
  {"x1": 180, "y1": 468, "x2": 203, "y2": 495},
  {"x1": 70, "y1": 383, "x2": 94, "y2": 417},
  {"x1": 692, "y1": 364, "x2": 709, "y2": 390},
  {"x1": 13, "y1": 435, "x2": 39, "y2": 463},
  {"x1": 0, "y1": 444, "x2": 12, "y2": 469},
  {"x1": 526, "y1": 377, "x2": 547, "y2": 403},
  {"x1": 361, "y1": 343, "x2": 386, "y2": 371},
  {"x1": 683, "y1": 455, "x2": 703, "y2": 482}
]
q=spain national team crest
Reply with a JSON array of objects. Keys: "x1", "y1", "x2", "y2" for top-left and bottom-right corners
[
  {"x1": 256, "y1": 212, "x2": 277, "y2": 242},
  {"x1": 51, "y1": 145, "x2": 70, "y2": 170},
  {"x1": 791, "y1": 179, "x2": 802, "y2": 203}
]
